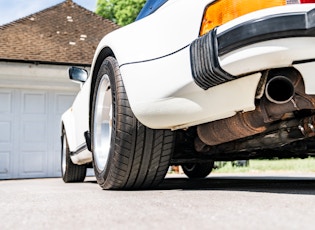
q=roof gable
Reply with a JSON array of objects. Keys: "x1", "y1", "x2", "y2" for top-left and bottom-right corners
[{"x1": 0, "y1": 0, "x2": 119, "y2": 65}]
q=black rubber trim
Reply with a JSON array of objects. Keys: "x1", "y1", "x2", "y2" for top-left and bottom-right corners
[
  {"x1": 190, "y1": 28, "x2": 235, "y2": 90},
  {"x1": 190, "y1": 8, "x2": 315, "y2": 90},
  {"x1": 218, "y1": 8, "x2": 315, "y2": 55},
  {"x1": 293, "y1": 58, "x2": 315, "y2": 65},
  {"x1": 70, "y1": 143, "x2": 87, "y2": 156},
  {"x1": 84, "y1": 131, "x2": 91, "y2": 151}
]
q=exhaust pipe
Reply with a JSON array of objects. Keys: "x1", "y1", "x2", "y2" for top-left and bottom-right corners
[
  {"x1": 196, "y1": 68, "x2": 315, "y2": 147},
  {"x1": 265, "y1": 76, "x2": 294, "y2": 104},
  {"x1": 211, "y1": 115, "x2": 315, "y2": 154}
]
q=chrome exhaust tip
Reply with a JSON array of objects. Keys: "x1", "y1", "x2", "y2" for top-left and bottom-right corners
[{"x1": 265, "y1": 76, "x2": 294, "y2": 104}]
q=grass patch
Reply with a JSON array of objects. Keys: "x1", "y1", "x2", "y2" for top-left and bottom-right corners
[{"x1": 213, "y1": 157, "x2": 315, "y2": 174}]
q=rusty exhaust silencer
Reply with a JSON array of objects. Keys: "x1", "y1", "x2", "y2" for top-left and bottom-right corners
[
  {"x1": 212, "y1": 114, "x2": 315, "y2": 154},
  {"x1": 196, "y1": 68, "x2": 315, "y2": 148}
]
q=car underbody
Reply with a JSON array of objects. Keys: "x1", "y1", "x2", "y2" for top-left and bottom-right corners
[{"x1": 172, "y1": 67, "x2": 315, "y2": 164}]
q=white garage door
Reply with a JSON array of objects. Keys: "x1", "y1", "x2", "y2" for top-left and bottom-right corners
[{"x1": 0, "y1": 88, "x2": 76, "y2": 179}]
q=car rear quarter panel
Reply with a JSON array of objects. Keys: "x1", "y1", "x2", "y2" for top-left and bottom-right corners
[
  {"x1": 89, "y1": 0, "x2": 215, "y2": 129},
  {"x1": 92, "y1": 0, "x2": 209, "y2": 65}
]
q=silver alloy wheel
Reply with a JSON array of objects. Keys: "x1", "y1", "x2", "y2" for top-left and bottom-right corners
[
  {"x1": 62, "y1": 134, "x2": 67, "y2": 174},
  {"x1": 93, "y1": 74, "x2": 112, "y2": 171}
]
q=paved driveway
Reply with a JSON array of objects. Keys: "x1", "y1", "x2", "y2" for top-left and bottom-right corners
[{"x1": 1, "y1": 173, "x2": 315, "y2": 230}]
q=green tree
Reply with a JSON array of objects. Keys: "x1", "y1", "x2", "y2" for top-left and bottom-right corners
[{"x1": 96, "y1": 0, "x2": 146, "y2": 26}]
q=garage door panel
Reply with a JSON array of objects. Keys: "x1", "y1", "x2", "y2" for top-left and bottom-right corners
[
  {"x1": 22, "y1": 92, "x2": 46, "y2": 114},
  {"x1": 0, "y1": 121, "x2": 11, "y2": 143},
  {"x1": 0, "y1": 89, "x2": 15, "y2": 179},
  {"x1": 54, "y1": 150, "x2": 62, "y2": 176},
  {"x1": 0, "y1": 152, "x2": 10, "y2": 177},
  {"x1": 0, "y1": 91, "x2": 13, "y2": 113},
  {"x1": 22, "y1": 121, "x2": 47, "y2": 144},
  {"x1": 19, "y1": 91, "x2": 48, "y2": 172},
  {"x1": 20, "y1": 151, "x2": 46, "y2": 176},
  {"x1": 0, "y1": 90, "x2": 14, "y2": 149},
  {"x1": 52, "y1": 118, "x2": 62, "y2": 151}
]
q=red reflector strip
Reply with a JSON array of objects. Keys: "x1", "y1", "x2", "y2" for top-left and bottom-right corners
[{"x1": 300, "y1": 0, "x2": 315, "y2": 3}]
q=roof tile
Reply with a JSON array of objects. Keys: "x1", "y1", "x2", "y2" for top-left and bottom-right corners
[{"x1": 0, "y1": 0, "x2": 120, "y2": 65}]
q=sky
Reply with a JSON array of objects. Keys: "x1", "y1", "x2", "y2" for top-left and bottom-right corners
[{"x1": 0, "y1": 0, "x2": 98, "y2": 26}]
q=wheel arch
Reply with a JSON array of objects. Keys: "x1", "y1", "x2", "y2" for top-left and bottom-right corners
[{"x1": 89, "y1": 47, "x2": 116, "y2": 130}]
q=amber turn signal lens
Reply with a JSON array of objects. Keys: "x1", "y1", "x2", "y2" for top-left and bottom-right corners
[{"x1": 200, "y1": 0, "x2": 286, "y2": 36}]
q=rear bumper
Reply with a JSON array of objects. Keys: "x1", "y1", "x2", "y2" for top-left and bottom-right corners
[
  {"x1": 191, "y1": 7, "x2": 315, "y2": 90},
  {"x1": 218, "y1": 8, "x2": 315, "y2": 56}
]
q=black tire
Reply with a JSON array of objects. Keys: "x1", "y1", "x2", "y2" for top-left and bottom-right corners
[
  {"x1": 182, "y1": 162, "x2": 214, "y2": 179},
  {"x1": 61, "y1": 129, "x2": 87, "y2": 182},
  {"x1": 91, "y1": 57, "x2": 175, "y2": 190}
]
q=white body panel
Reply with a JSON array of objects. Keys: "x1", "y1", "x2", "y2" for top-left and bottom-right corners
[
  {"x1": 221, "y1": 38, "x2": 315, "y2": 76},
  {"x1": 119, "y1": 48, "x2": 262, "y2": 129},
  {"x1": 96, "y1": 0, "x2": 209, "y2": 64}
]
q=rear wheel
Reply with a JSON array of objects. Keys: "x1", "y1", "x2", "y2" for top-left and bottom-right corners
[
  {"x1": 91, "y1": 57, "x2": 175, "y2": 190},
  {"x1": 182, "y1": 162, "x2": 214, "y2": 179},
  {"x1": 61, "y1": 129, "x2": 87, "y2": 182}
]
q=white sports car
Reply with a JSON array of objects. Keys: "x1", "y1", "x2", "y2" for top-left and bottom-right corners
[{"x1": 61, "y1": 0, "x2": 315, "y2": 189}]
